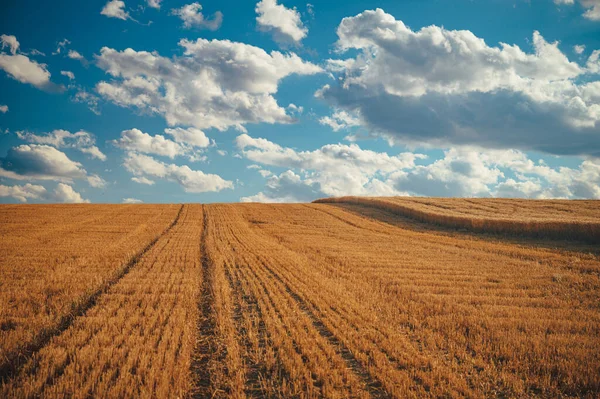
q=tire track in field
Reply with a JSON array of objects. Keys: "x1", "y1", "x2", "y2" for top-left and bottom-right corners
[
  {"x1": 192, "y1": 205, "x2": 218, "y2": 398},
  {"x1": 0, "y1": 204, "x2": 185, "y2": 385},
  {"x1": 257, "y1": 260, "x2": 391, "y2": 399},
  {"x1": 222, "y1": 209, "x2": 390, "y2": 398},
  {"x1": 223, "y1": 263, "x2": 268, "y2": 398},
  {"x1": 219, "y1": 208, "x2": 365, "y2": 397}
]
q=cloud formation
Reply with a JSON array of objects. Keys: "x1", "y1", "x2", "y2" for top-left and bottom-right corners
[
  {"x1": 17, "y1": 129, "x2": 106, "y2": 160},
  {"x1": 171, "y1": 3, "x2": 223, "y2": 30},
  {"x1": 112, "y1": 127, "x2": 210, "y2": 160},
  {"x1": 318, "y1": 9, "x2": 600, "y2": 157},
  {"x1": 0, "y1": 144, "x2": 88, "y2": 181},
  {"x1": 0, "y1": 34, "x2": 63, "y2": 92},
  {"x1": 124, "y1": 152, "x2": 233, "y2": 193},
  {"x1": 101, "y1": 0, "x2": 131, "y2": 20},
  {"x1": 237, "y1": 134, "x2": 600, "y2": 201},
  {"x1": 123, "y1": 197, "x2": 143, "y2": 203},
  {"x1": 52, "y1": 183, "x2": 90, "y2": 203},
  {"x1": 147, "y1": 0, "x2": 161, "y2": 9},
  {"x1": 96, "y1": 39, "x2": 322, "y2": 131},
  {"x1": 555, "y1": 0, "x2": 600, "y2": 21},
  {"x1": 0, "y1": 183, "x2": 46, "y2": 202},
  {"x1": 256, "y1": 0, "x2": 307, "y2": 45}
]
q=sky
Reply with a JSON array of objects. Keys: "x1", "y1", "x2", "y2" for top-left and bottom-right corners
[{"x1": 1, "y1": 0, "x2": 600, "y2": 204}]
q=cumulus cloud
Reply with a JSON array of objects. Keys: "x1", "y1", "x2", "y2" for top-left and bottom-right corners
[
  {"x1": 0, "y1": 183, "x2": 46, "y2": 202},
  {"x1": 241, "y1": 170, "x2": 324, "y2": 202},
  {"x1": 171, "y1": 3, "x2": 223, "y2": 30},
  {"x1": 0, "y1": 34, "x2": 63, "y2": 92},
  {"x1": 67, "y1": 50, "x2": 88, "y2": 65},
  {"x1": 147, "y1": 0, "x2": 161, "y2": 9},
  {"x1": 123, "y1": 152, "x2": 233, "y2": 193},
  {"x1": 61, "y1": 70, "x2": 75, "y2": 80},
  {"x1": 574, "y1": 44, "x2": 586, "y2": 54},
  {"x1": 0, "y1": 105, "x2": 7, "y2": 113},
  {"x1": 237, "y1": 133, "x2": 424, "y2": 199},
  {"x1": 0, "y1": 144, "x2": 88, "y2": 181},
  {"x1": 1, "y1": 34, "x2": 19, "y2": 55},
  {"x1": 87, "y1": 174, "x2": 107, "y2": 188},
  {"x1": 112, "y1": 128, "x2": 185, "y2": 158},
  {"x1": 319, "y1": 110, "x2": 361, "y2": 132},
  {"x1": 556, "y1": 0, "x2": 600, "y2": 21},
  {"x1": 112, "y1": 127, "x2": 210, "y2": 160},
  {"x1": 52, "y1": 183, "x2": 89, "y2": 203},
  {"x1": 237, "y1": 134, "x2": 600, "y2": 201},
  {"x1": 17, "y1": 129, "x2": 106, "y2": 160},
  {"x1": 256, "y1": 0, "x2": 307, "y2": 45},
  {"x1": 164, "y1": 127, "x2": 210, "y2": 147},
  {"x1": 95, "y1": 39, "x2": 322, "y2": 131},
  {"x1": 101, "y1": 0, "x2": 131, "y2": 20},
  {"x1": 132, "y1": 176, "x2": 155, "y2": 185},
  {"x1": 123, "y1": 197, "x2": 143, "y2": 203},
  {"x1": 318, "y1": 9, "x2": 600, "y2": 157}
]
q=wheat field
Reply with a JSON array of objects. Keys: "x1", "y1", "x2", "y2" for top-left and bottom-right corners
[{"x1": 0, "y1": 199, "x2": 599, "y2": 398}]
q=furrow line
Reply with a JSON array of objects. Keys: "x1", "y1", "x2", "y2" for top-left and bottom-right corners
[
  {"x1": 192, "y1": 205, "x2": 217, "y2": 398},
  {"x1": 257, "y1": 260, "x2": 391, "y2": 399},
  {"x1": 0, "y1": 203, "x2": 185, "y2": 386}
]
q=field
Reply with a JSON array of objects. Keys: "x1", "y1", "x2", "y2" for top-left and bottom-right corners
[{"x1": 0, "y1": 199, "x2": 599, "y2": 398}]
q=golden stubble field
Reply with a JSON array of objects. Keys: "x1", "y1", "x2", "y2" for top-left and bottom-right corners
[{"x1": 0, "y1": 198, "x2": 599, "y2": 398}]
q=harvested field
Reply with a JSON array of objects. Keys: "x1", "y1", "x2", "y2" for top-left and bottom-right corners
[
  {"x1": 315, "y1": 196, "x2": 600, "y2": 242},
  {"x1": 1, "y1": 200, "x2": 599, "y2": 398}
]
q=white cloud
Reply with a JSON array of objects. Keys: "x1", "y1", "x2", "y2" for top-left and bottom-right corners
[
  {"x1": 112, "y1": 127, "x2": 210, "y2": 161},
  {"x1": 61, "y1": 70, "x2": 75, "y2": 80},
  {"x1": 52, "y1": 183, "x2": 89, "y2": 203},
  {"x1": 132, "y1": 176, "x2": 155, "y2": 185},
  {"x1": 237, "y1": 133, "x2": 424, "y2": 198},
  {"x1": 123, "y1": 197, "x2": 143, "y2": 203},
  {"x1": 0, "y1": 183, "x2": 46, "y2": 202},
  {"x1": 319, "y1": 110, "x2": 361, "y2": 132},
  {"x1": 17, "y1": 129, "x2": 106, "y2": 161},
  {"x1": 171, "y1": 3, "x2": 223, "y2": 30},
  {"x1": 147, "y1": 0, "x2": 161, "y2": 9},
  {"x1": 164, "y1": 127, "x2": 210, "y2": 147},
  {"x1": 0, "y1": 144, "x2": 87, "y2": 181},
  {"x1": 241, "y1": 170, "x2": 323, "y2": 202},
  {"x1": 124, "y1": 152, "x2": 233, "y2": 193},
  {"x1": 1, "y1": 34, "x2": 19, "y2": 55},
  {"x1": 318, "y1": 9, "x2": 600, "y2": 157},
  {"x1": 112, "y1": 128, "x2": 186, "y2": 158},
  {"x1": 574, "y1": 44, "x2": 586, "y2": 54},
  {"x1": 256, "y1": 0, "x2": 307, "y2": 45},
  {"x1": 53, "y1": 39, "x2": 70, "y2": 55},
  {"x1": 0, "y1": 105, "x2": 7, "y2": 113},
  {"x1": 95, "y1": 39, "x2": 322, "y2": 131},
  {"x1": 87, "y1": 174, "x2": 107, "y2": 188},
  {"x1": 72, "y1": 89, "x2": 101, "y2": 115},
  {"x1": 101, "y1": 0, "x2": 131, "y2": 20},
  {"x1": 237, "y1": 134, "x2": 600, "y2": 201},
  {"x1": 556, "y1": 0, "x2": 600, "y2": 20},
  {"x1": 0, "y1": 34, "x2": 63, "y2": 92}
]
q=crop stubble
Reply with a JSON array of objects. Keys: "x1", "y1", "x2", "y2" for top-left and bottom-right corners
[{"x1": 0, "y1": 199, "x2": 599, "y2": 398}]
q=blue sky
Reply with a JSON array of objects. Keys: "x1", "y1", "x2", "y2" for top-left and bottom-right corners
[{"x1": 1, "y1": 0, "x2": 600, "y2": 204}]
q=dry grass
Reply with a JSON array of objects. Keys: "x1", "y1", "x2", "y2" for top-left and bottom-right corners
[
  {"x1": 1, "y1": 204, "x2": 201, "y2": 398},
  {"x1": 1, "y1": 200, "x2": 599, "y2": 398},
  {"x1": 0, "y1": 204, "x2": 180, "y2": 379},
  {"x1": 314, "y1": 196, "x2": 600, "y2": 242}
]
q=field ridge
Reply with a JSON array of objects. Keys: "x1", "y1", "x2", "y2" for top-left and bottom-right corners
[
  {"x1": 314, "y1": 196, "x2": 600, "y2": 243},
  {"x1": 0, "y1": 204, "x2": 185, "y2": 385}
]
